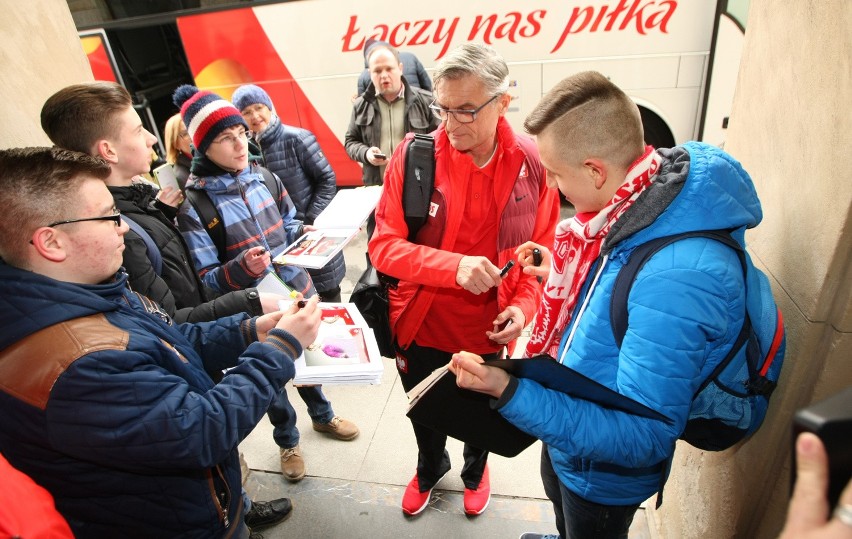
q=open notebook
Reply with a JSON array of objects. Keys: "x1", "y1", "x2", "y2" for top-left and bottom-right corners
[{"x1": 274, "y1": 186, "x2": 382, "y2": 269}]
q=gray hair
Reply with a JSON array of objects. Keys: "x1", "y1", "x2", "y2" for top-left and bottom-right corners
[{"x1": 433, "y1": 43, "x2": 509, "y2": 96}]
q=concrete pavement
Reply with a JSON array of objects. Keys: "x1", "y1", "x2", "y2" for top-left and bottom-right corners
[{"x1": 239, "y1": 226, "x2": 654, "y2": 538}]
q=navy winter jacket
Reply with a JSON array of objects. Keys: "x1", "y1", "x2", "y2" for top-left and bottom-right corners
[{"x1": 0, "y1": 265, "x2": 302, "y2": 537}]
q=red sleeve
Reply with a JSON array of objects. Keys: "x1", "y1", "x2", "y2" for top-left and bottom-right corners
[
  {"x1": 368, "y1": 140, "x2": 462, "y2": 288},
  {"x1": 506, "y1": 141, "x2": 560, "y2": 326}
]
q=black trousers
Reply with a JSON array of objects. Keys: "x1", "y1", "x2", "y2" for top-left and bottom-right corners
[{"x1": 395, "y1": 340, "x2": 500, "y2": 491}]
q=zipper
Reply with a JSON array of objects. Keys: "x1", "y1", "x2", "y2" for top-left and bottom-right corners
[
  {"x1": 206, "y1": 465, "x2": 232, "y2": 528},
  {"x1": 559, "y1": 254, "x2": 609, "y2": 365}
]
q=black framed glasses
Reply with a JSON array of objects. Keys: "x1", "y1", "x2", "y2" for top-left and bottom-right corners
[
  {"x1": 429, "y1": 94, "x2": 500, "y2": 124},
  {"x1": 46, "y1": 210, "x2": 122, "y2": 229}
]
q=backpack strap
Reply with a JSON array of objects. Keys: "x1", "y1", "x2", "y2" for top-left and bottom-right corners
[
  {"x1": 402, "y1": 134, "x2": 435, "y2": 242},
  {"x1": 122, "y1": 215, "x2": 163, "y2": 275},
  {"x1": 610, "y1": 230, "x2": 744, "y2": 348},
  {"x1": 184, "y1": 189, "x2": 227, "y2": 264},
  {"x1": 259, "y1": 166, "x2": 281, "y2": 203}
]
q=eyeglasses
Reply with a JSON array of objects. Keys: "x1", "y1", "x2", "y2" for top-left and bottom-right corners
[
  {"x1": 210, "y1": 130, "x2": 254, "y2": 146},
  {"x1": 47, "y1": 210, "x2": 122, "y2": 229},
  {"x1": 429, "y1": 95, "x2": 500, "y2": 124}
]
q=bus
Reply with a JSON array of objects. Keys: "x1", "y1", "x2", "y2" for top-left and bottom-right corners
[{"x1": 74, "y1": 0, "x2": 750, "y2": 186}]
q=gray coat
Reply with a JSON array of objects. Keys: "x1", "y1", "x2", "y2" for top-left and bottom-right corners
[{"x1": 344, "y1": 77, "x2": 440, "y2": 186}]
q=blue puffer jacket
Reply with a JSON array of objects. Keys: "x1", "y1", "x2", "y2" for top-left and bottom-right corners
[
  {"x1": 255, "y1": 115, "x2": 345, "y2": 293},
  {"x1": 0, "y1": 265, "x2": 302, "y2": 538},
  {"x1": 498, "y1": 142, "x2": 765, "y2": 505},
  {"x1": 178, "y1": 160, "x2": 315, "y2": 297}
]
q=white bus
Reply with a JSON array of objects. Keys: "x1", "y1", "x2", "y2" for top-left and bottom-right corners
[{"x1": 76, "y1": 0, "x2": 750, "y2": 186}]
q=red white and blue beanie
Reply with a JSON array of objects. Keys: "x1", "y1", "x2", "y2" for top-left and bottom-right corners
[{"x1": 172, "y1": 85, "x2": 248, "y2": 155}]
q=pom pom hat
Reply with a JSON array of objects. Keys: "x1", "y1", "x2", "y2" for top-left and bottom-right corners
[
  {"x1": 172, "y1": 85, "x2": 247, "y2": 155},
  {"x1": 232, "y1": 84, "x2": 274, "y2": 114}
]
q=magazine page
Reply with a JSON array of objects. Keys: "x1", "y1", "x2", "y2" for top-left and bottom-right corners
[
  {"x1": 313, "y1": 185, "x2": 382, "y2": 230},
  {"x1": 292, "y1": 303, "x2": 383, "y2": 385},
  {"x1": 273, "y1": 229, "x2": 357, "y2": 269}
]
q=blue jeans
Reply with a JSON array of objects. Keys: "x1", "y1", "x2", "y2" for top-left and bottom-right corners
[
  {"x1": 540, "y1": 445, "x2": 639, "y2": 539},
  {"x1": 267, "y1": 385, "x2": 334, "y2": 448}
]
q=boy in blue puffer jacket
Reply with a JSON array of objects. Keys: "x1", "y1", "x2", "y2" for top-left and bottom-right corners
[{"x1": 451, "y1": 71, "x2": 775, "y2": 539}]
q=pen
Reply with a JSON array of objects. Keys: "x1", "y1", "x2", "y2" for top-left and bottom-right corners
[
  {"x1": 499, "y1": 259, "x2": 515, "y2": 278},
  {"x1": 289, "y1": 290, "x2": 307, "y2": 308},
  {"x1": 532, "y1": 248, "x2": 543, "y2": 284}
]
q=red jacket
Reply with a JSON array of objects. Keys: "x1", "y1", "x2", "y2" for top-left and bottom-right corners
[
  {"x1": 0, "y1": 453, "x2": 74, "y2": 538},
  {"x1": 369, "y1": 118, "x2": 560, "y2": 350}
]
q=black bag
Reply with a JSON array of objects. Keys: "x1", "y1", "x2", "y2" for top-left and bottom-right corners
[
  {"x1": 349, "y1": 134, "x2": 435, "y2": 357},
  {"x1": 350, "y1": 254, "x2": 395, "y2": 357}
]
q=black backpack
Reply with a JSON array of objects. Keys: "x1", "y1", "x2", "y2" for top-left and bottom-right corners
[
  {"x1": 350, "y1": 134, "x2": 435, "y2": 357},
  {"x1": 184, "y1": 166, "x2": 285, "y2": 263}
]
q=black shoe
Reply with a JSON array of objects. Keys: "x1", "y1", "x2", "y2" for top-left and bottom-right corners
[{"x1": 245, "y1": 497, "x2": 293, "y2": 531}]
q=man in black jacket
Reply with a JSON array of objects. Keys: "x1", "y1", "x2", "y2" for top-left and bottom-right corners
[
  {"x1": 40, "y1": 83, "x2": 295, "y2": 532},
  {"x1": 345, "y1": 43, "x2": 440, "y2": 236},
  {"x1": 40, "y1": 82, "x2": 283, "y2": 324}
]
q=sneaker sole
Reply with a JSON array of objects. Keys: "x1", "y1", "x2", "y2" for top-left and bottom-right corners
[
  {"x1": 463, "y1": 491, "x2": 491, "y2": 515},
  {"x1": 402, "y1": 471, "x2": 447, "y2": 516}
]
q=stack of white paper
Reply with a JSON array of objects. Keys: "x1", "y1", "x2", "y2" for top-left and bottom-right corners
[{"x1": 292, "y1": 303, "x2": 384, "y2": 385}]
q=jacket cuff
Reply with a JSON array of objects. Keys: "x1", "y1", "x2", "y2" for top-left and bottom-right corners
[
  {"x1": 491, "y1": 375, "x2": 520, "y2": 410},
  {"x1": 244, "y1": 288, "x2": 263, "y2": 316},
  {"x1": 241, "y1": 317, "x2": 259, "y2": 345},
  {"x1": 266, "y1": 328, "x2": 303, "y2": 360}
]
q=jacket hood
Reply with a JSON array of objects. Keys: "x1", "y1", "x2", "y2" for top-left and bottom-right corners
[
  {"x1": 0, "y1": 263, "x2": 127, "y2": 350},
  {"x1": 606, "y1": 142, "x2": 763, "y2": 252},
  {"x1": 109, "y1": 182, "x2": 159, "y2": 210}
]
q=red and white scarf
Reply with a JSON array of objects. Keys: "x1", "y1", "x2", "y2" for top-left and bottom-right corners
[{"x1": 525, "y1": 146, "x2": 662, "y2": 359}]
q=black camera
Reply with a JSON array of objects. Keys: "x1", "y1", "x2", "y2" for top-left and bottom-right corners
[{"x1": 792, "y1": 386, "x2": 852, "y2": 509}]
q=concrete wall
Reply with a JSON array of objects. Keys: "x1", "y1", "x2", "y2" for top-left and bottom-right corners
[
  {"x1": 0, "y1": 0, "x2": 92, "y2": 149},
  {"x1": 647, "y1": 1, "x2": 852, "y2": 537}
]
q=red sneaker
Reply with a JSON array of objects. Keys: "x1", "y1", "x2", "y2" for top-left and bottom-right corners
[
  {"x1": 463, "y1": 465, "x2": 491, "y2": 515},
  {"x1": 402, "y1": 473, "x2": 443, "y2": 516}
]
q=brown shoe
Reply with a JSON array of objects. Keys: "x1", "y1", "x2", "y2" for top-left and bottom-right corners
[
  {"x1": 312, "y1": 416, "x2": 360, "y2": 441},
  {"x1": 279, "y1": 446, "x2": 305, "y2": 482}
]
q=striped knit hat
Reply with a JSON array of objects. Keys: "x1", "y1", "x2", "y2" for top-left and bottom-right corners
[{"x1": 172, "y1": 85, "x2": 248, "y2": 155}]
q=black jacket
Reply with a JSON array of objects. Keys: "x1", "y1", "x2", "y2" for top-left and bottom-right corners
[{"x1": 110, "y1": 183, "x2": 263, "y2": 323}]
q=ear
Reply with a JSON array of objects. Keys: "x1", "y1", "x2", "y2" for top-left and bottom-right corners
[
  {"x1": 497, "y1": 93, "x2": 512, "y2": 116},
  {"x1": 584, "y1": 158, "x2": 608, "y2": 189},
  {"x1": 94, "y1": 139, "x2": 118, "y2": 164},
  {"x1": 30, "y1": 227, "x2": 69, "y2": 263}
]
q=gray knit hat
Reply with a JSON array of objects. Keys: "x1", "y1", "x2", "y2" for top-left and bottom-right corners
[{"x1": 232, "y1": 84, "x2": 274, "y2": 113}]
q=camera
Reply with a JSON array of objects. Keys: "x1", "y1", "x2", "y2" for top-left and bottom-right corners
[{"x1": 792, "y1": 386, "x2": 852, "y2": 509}]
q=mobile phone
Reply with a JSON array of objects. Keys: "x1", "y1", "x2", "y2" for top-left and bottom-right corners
[
  {"x1": 153, "y1": 163, "x2": 180, "y2": 192},
  {"x1": 792, "y1": 387, "x2": 852, "y2": 510},
  {"x1": 373, "y1": 152, "x2": 387, "y2": 160}
]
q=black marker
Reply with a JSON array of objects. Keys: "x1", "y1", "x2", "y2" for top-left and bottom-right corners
[
  {"x1": 532, "y1": 248, "x2": 543, "y2": 284},
  {"x1": 499, "y1": 259, "x2": 515, "y2": 278}
]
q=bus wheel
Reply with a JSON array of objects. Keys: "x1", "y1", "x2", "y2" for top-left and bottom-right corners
[{"x1": 639, "y1": 108, "x2": 675, "y2": 149}]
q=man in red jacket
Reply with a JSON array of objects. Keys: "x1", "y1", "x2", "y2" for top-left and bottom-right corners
[{"x1": 369, "y1": 42, "x2": 560, "y2": 517}]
